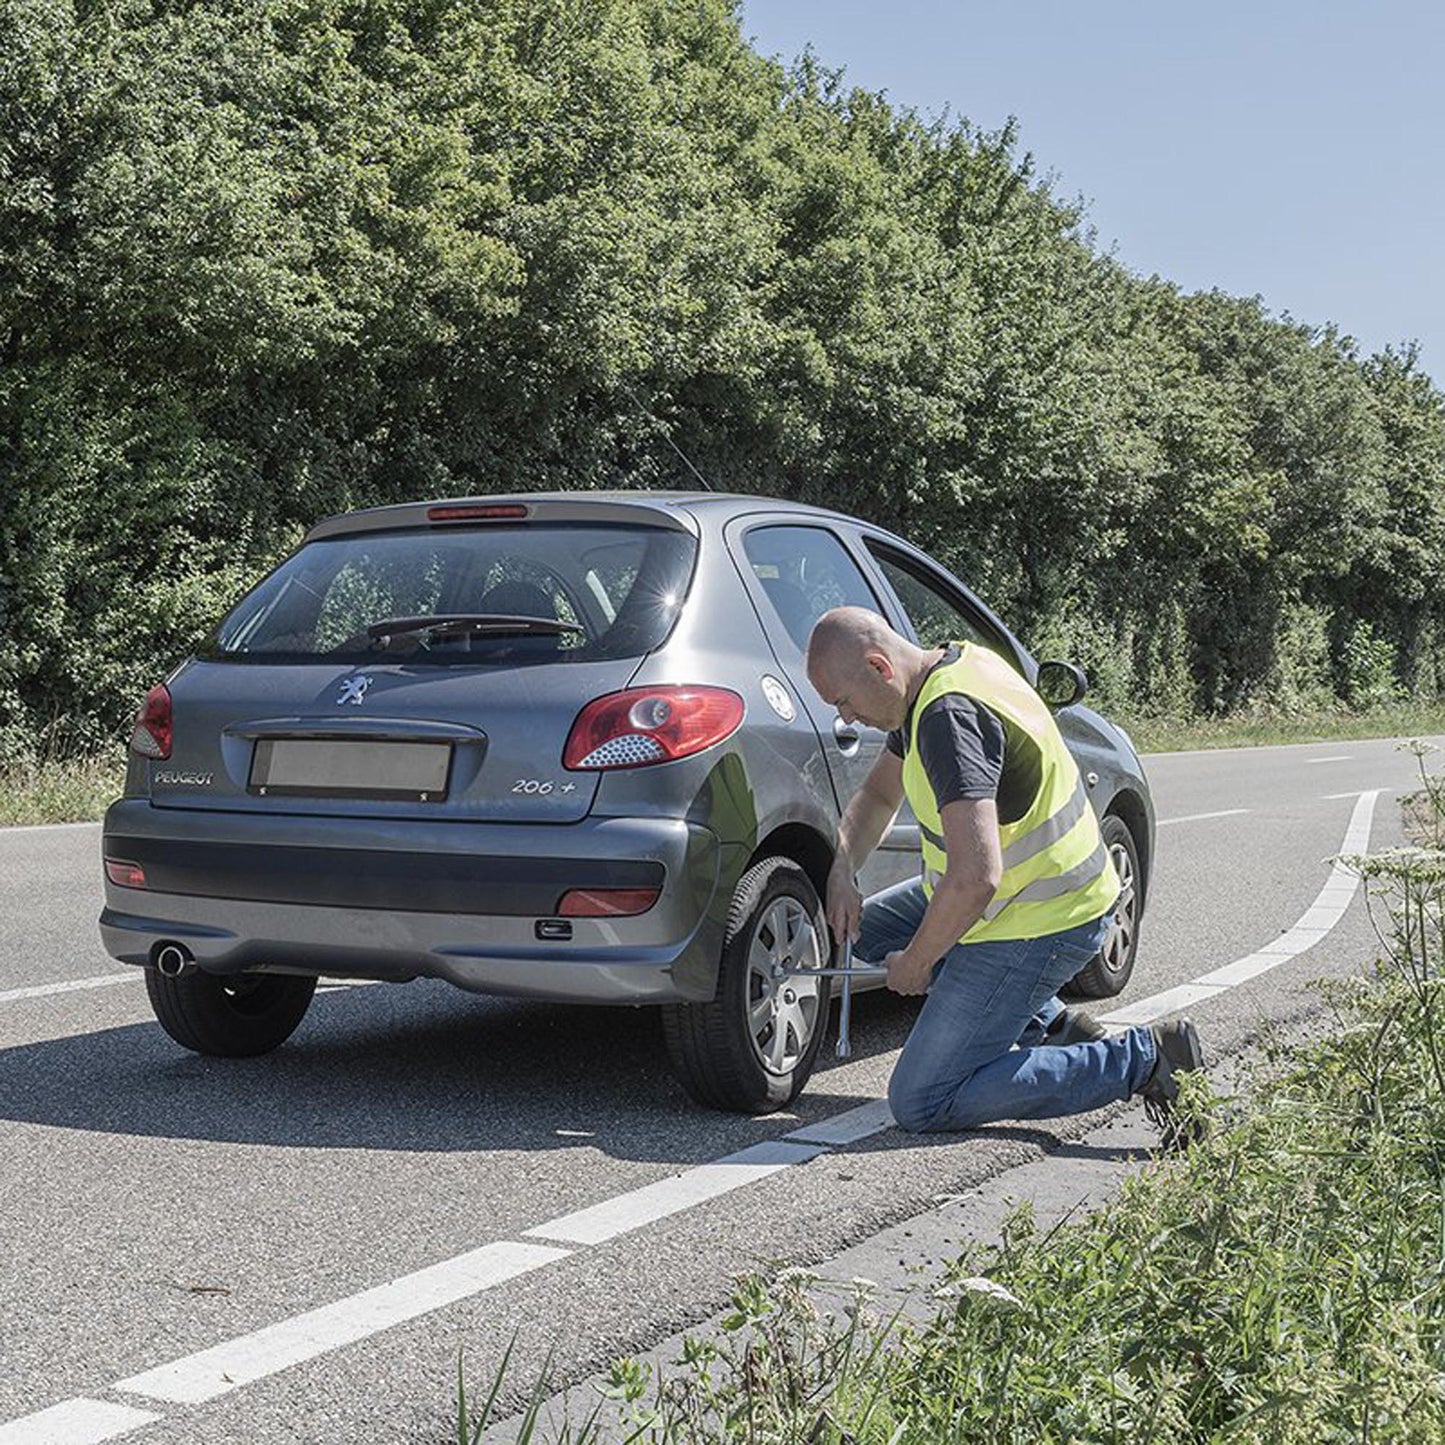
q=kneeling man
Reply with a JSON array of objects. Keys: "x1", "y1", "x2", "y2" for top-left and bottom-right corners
[{"x1": 805, "y1": 607, "x2": 1201, "y2": 1137}]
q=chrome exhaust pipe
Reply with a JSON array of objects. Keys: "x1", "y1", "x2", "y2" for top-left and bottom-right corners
[{"x1": 154, "y1": 943, "x2": 196, "y2": 978}]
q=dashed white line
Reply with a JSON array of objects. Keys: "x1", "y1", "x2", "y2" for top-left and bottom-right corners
[
  {"x1": 1156, "y1": 808, "x2": 1250, "y2": 826},
  {"x1": 1306, "y1": 755, "x2": 1353, "y2": 763},
  {"x1": 524, "y1": 1140, "x2": 826, "y2": 1246},
  {"x1": 0, "y1": 1399, "x2": 158, "y2": 1445},
  {"x1": 0, "y1": 821, "x2": 101, "y2": 837},
  {"x1": 115, "y1": 1241, "x2": 569, "y2": 1406},
  {"x1": 0, "y1": 973, "x2": 140, "y2": 1006},
  {"x1": 784, "y1": 1098, "x2": 895, "y2": 1146},
  {"x1": 1100, "y1": 790, "x2": 1378, "y2": 1027}
]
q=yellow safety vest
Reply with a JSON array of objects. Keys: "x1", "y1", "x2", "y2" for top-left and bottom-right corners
[{"x1": 901, "y1": 642, "x2": 1119, "y2": 944}]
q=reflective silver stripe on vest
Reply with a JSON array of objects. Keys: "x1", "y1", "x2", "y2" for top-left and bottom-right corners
[
  {"x1": 919, "y1": 819, "x2": 946, "y2": 851},
  {"x1": 999, "y1": 781, "x2": 1090, "y2": 871},
  {"x1": 981, "y1": 840, "x2": 1108, "y2": 921}
]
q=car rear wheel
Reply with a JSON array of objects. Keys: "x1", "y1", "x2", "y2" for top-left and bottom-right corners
[
  {"x1": 145, "y1": 968, "x2": 317, "y2": 1057},
  {"x1": 1061, "y1": 814, "x2": 1140, "y2": 1000},
  {"x1": 662, "y1": 857, "x2": 831, "y2": 1114}
]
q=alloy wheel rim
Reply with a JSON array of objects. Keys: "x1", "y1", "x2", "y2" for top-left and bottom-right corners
[
  {"x1": 745, "y1": 896, "x2": 824, "y2": 1075},
  {"x1": 1101, "y1": 842, "x2": 1137, "y2": 974}
]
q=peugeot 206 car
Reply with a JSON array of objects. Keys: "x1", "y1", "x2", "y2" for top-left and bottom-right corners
[{"x1": 100, "y1": 493, "x2": 1154, "y2": 1113}]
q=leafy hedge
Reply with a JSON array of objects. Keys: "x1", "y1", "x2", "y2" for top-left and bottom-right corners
[{"x1": 3, "y1": 0, "x2": 1443, "y2": 759}]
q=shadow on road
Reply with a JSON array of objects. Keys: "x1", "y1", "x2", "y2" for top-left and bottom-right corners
[{"x1": 0, "y1": 980, "x2": 935, "y2": 1162}]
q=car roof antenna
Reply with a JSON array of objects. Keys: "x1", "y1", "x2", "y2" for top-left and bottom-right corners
[{"x1": 620, "y1": 384, "x2": 714, "y2": 492}]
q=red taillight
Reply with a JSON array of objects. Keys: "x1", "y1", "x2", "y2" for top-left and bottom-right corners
[
  {"x1": 557, "y1": 888, "x2": 660, "y2": 917},
  {"x1": 563, "y1": 687, "x2": 745, "y2": 770},
  {"x1": 427, "y1": 504, "x2": 529, "y2": 523},
  {"x1": 129, "y1": 684, "x2": 172, "y2": 760},
  {"x1": 105, "y1": 859, "x2": 147, "y2": 889}
]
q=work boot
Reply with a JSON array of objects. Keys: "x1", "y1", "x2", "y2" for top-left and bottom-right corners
[
  {"x1": 1138, "y1": 1018, "x2": 1205, "y2": 1147},
  {"x1": 1045, "y1": 1006, "x2": 1109, "y2": 1046}
]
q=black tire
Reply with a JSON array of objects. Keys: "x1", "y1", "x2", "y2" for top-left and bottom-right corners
[
  {"x1": 662, "y1": 858, "x2": 832, "y2": 1114},
  {"x1": 1062, "y1": 814, "x2": 1141, "y2": 1000},
  {"x1": 145, "y1": 968, "x2": 317, "y2": 1057}
]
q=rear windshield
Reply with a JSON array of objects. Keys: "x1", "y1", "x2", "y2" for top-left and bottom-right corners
[{"x1": 203, "y1": 523, "x2": 697, "y2": 664}]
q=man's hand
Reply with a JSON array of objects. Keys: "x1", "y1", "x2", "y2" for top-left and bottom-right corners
[
  {"x1": 825, "y1": 857, "x2": 862, "y2": 948},
  {"x1": 885, "y1": 949, "x2": 933, "y2": 996}
]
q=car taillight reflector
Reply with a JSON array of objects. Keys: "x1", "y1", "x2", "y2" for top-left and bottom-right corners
[
  {"x1": 105, "y1": 859, "x2": 147, "y2": 889},
  {"x1": 427, "y1": 504, "x2": 529, "y2": 522},
  {"x1": 129, "y1": 684, "x2": 172, "y2": 760},
  {"x1": 557, "y1": 888, "x2": 660, "y2": 917},
  {"x1": 563, "y1": 687, "x2": 745, "y2": 770}
]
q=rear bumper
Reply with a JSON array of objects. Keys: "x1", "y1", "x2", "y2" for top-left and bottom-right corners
[{"x1": 99, "y1": 800, "x2": 729, "y2": 1003}]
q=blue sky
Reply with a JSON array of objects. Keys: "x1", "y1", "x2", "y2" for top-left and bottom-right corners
[{"x1": 738, "y1": 2, "x2": 1444, "y2": 385}]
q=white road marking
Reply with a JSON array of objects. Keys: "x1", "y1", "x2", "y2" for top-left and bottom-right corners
[
  {"x1": 1325, "y1": 787, "x2": 1394, "y2": 799},
  {"x1": 523, "y1": 1140, "x2": 826, "y2": 1246},
  {"x1": 0, "y1": 973, "x2": 140, "y2": 1006},
  {"x1": 114, "y1": 1241, "x2": 569, "y2": 1405},
  {"x1": 0, "y1": 821, "x2": 102, "y2": 837},
  {"x1": 1306, "y1": 755, "x2": 1353, "y2": 763},
  {"x1": 0, "y1": 1399, "x2": 158, "y2": 1445},
  {"x1": 1099, "y1": 790, "x2": 1379, "y2": 1027},
  {"x1": 0, "y1": 784, "x2": 1389, "y2": 1436},
  {"x1": 784, "y1": 1098, "x2": 895, "y2": 1146},
  {"x1": 1156, "y1": 808, "x2": 1250, "y2": 826},
  {"x1": 0, "y1": 973, "x2": 386, "y2": 1008}
]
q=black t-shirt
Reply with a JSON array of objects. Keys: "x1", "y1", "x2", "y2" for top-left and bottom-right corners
[{"x1": 886, "y1": 647, "x2": 1042, "y2": 826}]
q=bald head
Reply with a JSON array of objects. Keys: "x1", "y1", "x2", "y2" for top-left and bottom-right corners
[{"x1": 806, "y1": 608, "x2": 933, "y2": 732}]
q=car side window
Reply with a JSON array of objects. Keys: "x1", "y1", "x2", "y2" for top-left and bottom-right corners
[
  {"x1": 867, "y1": 546, "x2": 994, "y2": 652},
  {"x1": 740, "y1": 525, "x2": 882, "y2": 654}
]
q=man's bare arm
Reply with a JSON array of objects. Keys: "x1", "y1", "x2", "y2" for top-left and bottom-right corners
[
  {"x1": 836, "y1": 748, "x2": 905, "y2": 872},
  {"x1": 826, "y1": 748, "x2": 904, "y2": 942},
  {"x1": 885, "y1": 797, "x2": 1002, "y2": 994}
]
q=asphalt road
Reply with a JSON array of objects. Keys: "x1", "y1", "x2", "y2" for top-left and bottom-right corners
[{"x1": 0, "y1": 736, "x2": 1439, "y2": 1444}]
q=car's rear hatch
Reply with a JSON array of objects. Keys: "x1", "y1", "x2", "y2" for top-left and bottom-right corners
[{"x1": 149, "y1": 499, "x2": 698, "y2": 826}]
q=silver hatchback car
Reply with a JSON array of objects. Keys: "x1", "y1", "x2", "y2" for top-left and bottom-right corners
[{"x1": 100, "y1": 492, "x2": 1153, "y2": 1112}]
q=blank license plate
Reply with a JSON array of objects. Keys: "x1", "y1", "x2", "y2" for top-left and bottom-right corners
[{"x1": 249, "y1": 739, "x2": 452, "y2": 801}]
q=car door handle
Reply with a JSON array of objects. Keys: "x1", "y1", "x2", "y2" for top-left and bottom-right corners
[{"x1": 832, "y1": 715, "x2": 861, "y2": 756}]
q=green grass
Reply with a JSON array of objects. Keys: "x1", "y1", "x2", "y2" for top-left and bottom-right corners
[
  {"x1": 0, "y1": 750, "x2": 126, "y2": 826},
  {"x1": 1125, "y1": 701, "x2": 1445, "y2": 754}
]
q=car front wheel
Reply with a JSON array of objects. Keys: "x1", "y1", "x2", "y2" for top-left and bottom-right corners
[
  {"x1": 662, "y1": 857, "x2": 831, "y2": 1113},
  {"x1": 1061, "y1": 813, "x2": 1141, "y2": 1000},
  {"x1": 145, "y1": 968, "x2": 317, "y2": 1057}
]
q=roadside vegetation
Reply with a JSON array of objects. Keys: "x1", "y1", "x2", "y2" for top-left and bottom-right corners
[
  {"x1": 460, "y1": 746, "x2": 1445, "y2": 1442},
  {"x1": 0, "y1": 747, "x2": 125, "y2": 827},
  {"x1": 1122, "y1": 700, "x2": 1445, "y2": 755},
  {"x1": 4, "y1": 0, "x2": 1445, "y2": 782}
]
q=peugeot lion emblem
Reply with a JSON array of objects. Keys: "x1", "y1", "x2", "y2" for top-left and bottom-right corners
[{"x1": 336, "y1": 674, "x2": 373, "y2": 706}]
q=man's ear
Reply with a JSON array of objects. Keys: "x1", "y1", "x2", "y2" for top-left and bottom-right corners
[{"x1": 865, "y1": 650, "x2": 894, "y2": 682}]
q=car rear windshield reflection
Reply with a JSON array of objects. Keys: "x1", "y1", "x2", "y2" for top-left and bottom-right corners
[{"x1": 203, "y1": 523, "x2": 697, "y2": 664}]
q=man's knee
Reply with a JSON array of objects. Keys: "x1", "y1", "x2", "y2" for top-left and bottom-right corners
[
  {"x1": 887, "y1": 1073, "x2": 946, "y2": 1133},
  {"x1": 888, "y1": 1069, "x2": 991, "y2": 1133}
]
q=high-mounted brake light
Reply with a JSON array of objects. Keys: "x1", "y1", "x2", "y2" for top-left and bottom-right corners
[
  {"x1": 563, "y1": 687, "x2": 745, "y2": 770},
  {"x1": 426, "y1": 504, "x2": 529, "y2": 523},
  {"x1": 129, "y1": 684, "x2": 173, "y2": 760}
]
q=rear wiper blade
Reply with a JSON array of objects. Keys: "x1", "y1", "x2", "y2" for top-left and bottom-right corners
[{"x1": 366, "y1": 613, "x2": 583, "y2": 641}]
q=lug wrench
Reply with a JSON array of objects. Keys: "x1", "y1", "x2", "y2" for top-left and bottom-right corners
[{"x1": 784, "y1": 939, "x2": 887, "y2": 1059}]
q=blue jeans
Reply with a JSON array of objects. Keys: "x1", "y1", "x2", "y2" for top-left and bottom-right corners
[{"x1": 856, "y1": 878, "x2": 1157, "y2": 1132}]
